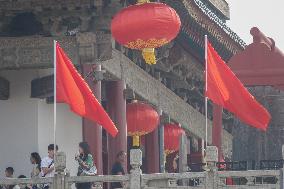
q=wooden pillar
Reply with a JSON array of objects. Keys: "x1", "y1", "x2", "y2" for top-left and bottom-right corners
[
  {"x1": 145, "y1": 128, "x2": 160, "y2": 173},
  {"x1": 212, "y1": 103, "x2": 223, "y2": 160},
  {"x1": 106, "y1": 81, "x2": 127, "y2": 173},
  {"x1": 82, "y1": 65, "x2": 103, "y2": 174}
]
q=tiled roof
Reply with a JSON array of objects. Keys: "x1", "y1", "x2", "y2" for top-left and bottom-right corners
[{"x1": 165, "y1": 0, "x2": 246, "y2": 62}]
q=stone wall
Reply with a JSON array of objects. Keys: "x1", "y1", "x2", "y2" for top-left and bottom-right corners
[{"x1": 233, "y1": 86, "x2": 284, "y2": 162}]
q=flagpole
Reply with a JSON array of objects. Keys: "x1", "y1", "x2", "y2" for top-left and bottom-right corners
[
  {"x1": 53, "y1": 40, "x2": 57, "y2": 165},
  {"x1": 205, "y1": 35, "x2": 208, "y2": 151}
]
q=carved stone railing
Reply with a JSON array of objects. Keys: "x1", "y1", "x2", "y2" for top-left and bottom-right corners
[
  {"x1": 260, "y1": 160, "x2": 284, "y2": 170},
  {"x1": 0, "y1": 177, "x2": 53, "y2": 187},
  {"x1": 0, "y1": 146, "x2": 283, "y2": 189},
  {"x1": 141, "y1": 172, "x2": 206, "y2": 188},
  {"x1": 217, "y1": 170, "x2": 281, "y2": 188},
  {"x1": 67, "y1": 175, "x2": 130, "y2": 189},
  {"x1": 139, "y1": 146, "x2": 284, "y2": 189},
  {"x1": 0, "y1": 174, "x2": 129, "y2": 189}
]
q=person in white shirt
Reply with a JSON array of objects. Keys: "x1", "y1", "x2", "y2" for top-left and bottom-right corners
[{"x1": 41, "y1": 144, "x2": 58, "y2": 189}]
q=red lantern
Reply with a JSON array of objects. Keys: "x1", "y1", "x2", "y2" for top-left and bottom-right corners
[
  {"x1": 127, "y1": 101, "x2": 159, "y2": 146},
  {"x1": 111, "y1": 1, "x2": 181, "y2": 65},
  {"x1": 164, "y1": 123, "x2": 185, "y2": 155}
]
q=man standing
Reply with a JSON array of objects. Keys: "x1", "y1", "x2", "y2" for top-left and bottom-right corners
[
  {"x1": 111, "y1": 151, "x2": 126, "y2": 189},
  {"x1": 41, "y1": 144, "x2": 58, "y2": 188}
]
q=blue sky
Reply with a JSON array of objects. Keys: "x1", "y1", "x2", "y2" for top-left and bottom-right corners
[{"x1": 226, "y1": 0, "x2": 284, "y2": 51}]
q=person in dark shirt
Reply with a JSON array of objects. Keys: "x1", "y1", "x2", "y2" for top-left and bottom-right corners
[{"x1": 111, "y1": 151, "x2": 126, "y2": 189}]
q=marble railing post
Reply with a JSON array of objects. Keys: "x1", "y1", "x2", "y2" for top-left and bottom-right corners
[
  {"x1": 129, "y1": 149, "x2": 142, "y2": 189},
  {"x1": 205, "y1": 146, "x2": 218, "y2": 189},
  {"x1": 54, "y1": 152, "x2": 66, "y2": 189},
  {"x1": 179, "y1": 133, "x2": 188, "y2": 186}
]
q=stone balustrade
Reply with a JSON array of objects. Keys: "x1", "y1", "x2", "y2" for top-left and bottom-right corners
[{"x1": 0, "y1": 146, "x2": 283, "y2": 189}]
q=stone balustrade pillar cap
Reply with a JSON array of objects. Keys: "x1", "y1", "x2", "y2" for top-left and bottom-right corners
[
  {"x1": 130, "y1": 149, "x2": 142, "y2": 167},
  {"x1": 55, "y1": 152, "x2": 66, "y2": 173},
  {"x1": 206, "y1": 146, "x2": 218, "y2": 162}
]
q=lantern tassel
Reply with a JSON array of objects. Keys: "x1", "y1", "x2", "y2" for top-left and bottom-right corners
[
  {"x1": 142, "y1": 48, "x2": 156, "y2": 65},
  {"x1": 133, "y1": 135, "x2": 140, "y2": 147},
  {"x1": 137, "y1": 0, "x2": 150, "y2": 4}
]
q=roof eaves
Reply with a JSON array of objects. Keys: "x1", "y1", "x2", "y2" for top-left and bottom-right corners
[{"x1": 192, "y1": 0, "x2": 246, "y2": 49}]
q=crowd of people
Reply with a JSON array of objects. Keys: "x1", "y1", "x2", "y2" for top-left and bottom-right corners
[{"x1": 0, "y1": 142, "x2": 127, "y2": 189}]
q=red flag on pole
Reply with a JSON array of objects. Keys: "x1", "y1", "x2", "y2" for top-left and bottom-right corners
[
  {"x1": 56, "y1": 42, "x2": 118, "y2": 137},
  {"x1": 205, "y1": 42, "x2": 271, "y2": 131}
]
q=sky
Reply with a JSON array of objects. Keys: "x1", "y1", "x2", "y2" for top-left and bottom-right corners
[{"x1": 226, "y1": 0, "x2": 284, "y2": 51}]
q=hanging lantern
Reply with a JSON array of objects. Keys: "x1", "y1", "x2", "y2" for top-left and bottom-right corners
[
  {"x1": 127, "y1": 101, "x2": 159, "y2": 147},
  {"x1": 164, "y1": 123, "x2": 185, "y2": 155},
  {"x1": 111, "y1": 1, "x2": 181, "y2": 65}
]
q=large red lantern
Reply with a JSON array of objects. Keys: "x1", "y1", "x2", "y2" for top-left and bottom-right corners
[
  {"x1": 127, "y1": 101, "x2": 159, "y2": 147},
  {"x1": 111, "y1": 1, "x2": 181, "y2": 65},
  {"x1": 164, "y1": 123, "x2": 185, "y2": 155}
]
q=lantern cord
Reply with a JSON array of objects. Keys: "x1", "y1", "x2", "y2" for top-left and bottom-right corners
[{"x1": 205, "y1": 35, "x2": 208, "y2": 154}]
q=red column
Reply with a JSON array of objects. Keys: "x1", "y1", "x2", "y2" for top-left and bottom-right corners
[
  {"x1": 145, "y1": 128, "x2": 160, "y2": 173},
  {"x1": 106, "y1": 81, "x2": 127, "y2": 173},
  {"x1": 82, "y1": 65, "x2": 103, "y2": 174},
  {"x1": 212, "y1": 103, "x2": 223, "y2": 160}
]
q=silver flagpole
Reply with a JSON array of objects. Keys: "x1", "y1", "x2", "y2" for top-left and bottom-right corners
[
  {"x1": 53, "y1": 40, "x2": 57, "y2": 165},
  {"x1": 205, "y1": 35, "x2": 208, "y2": 151}
]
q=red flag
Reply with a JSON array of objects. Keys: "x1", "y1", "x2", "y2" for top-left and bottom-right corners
[
  {"x1": 205, "y1": 42, "x2": 271, "y2": 131},
  {"x1": 56, "y1": 42, "x2": 118, "y2": 137}
]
